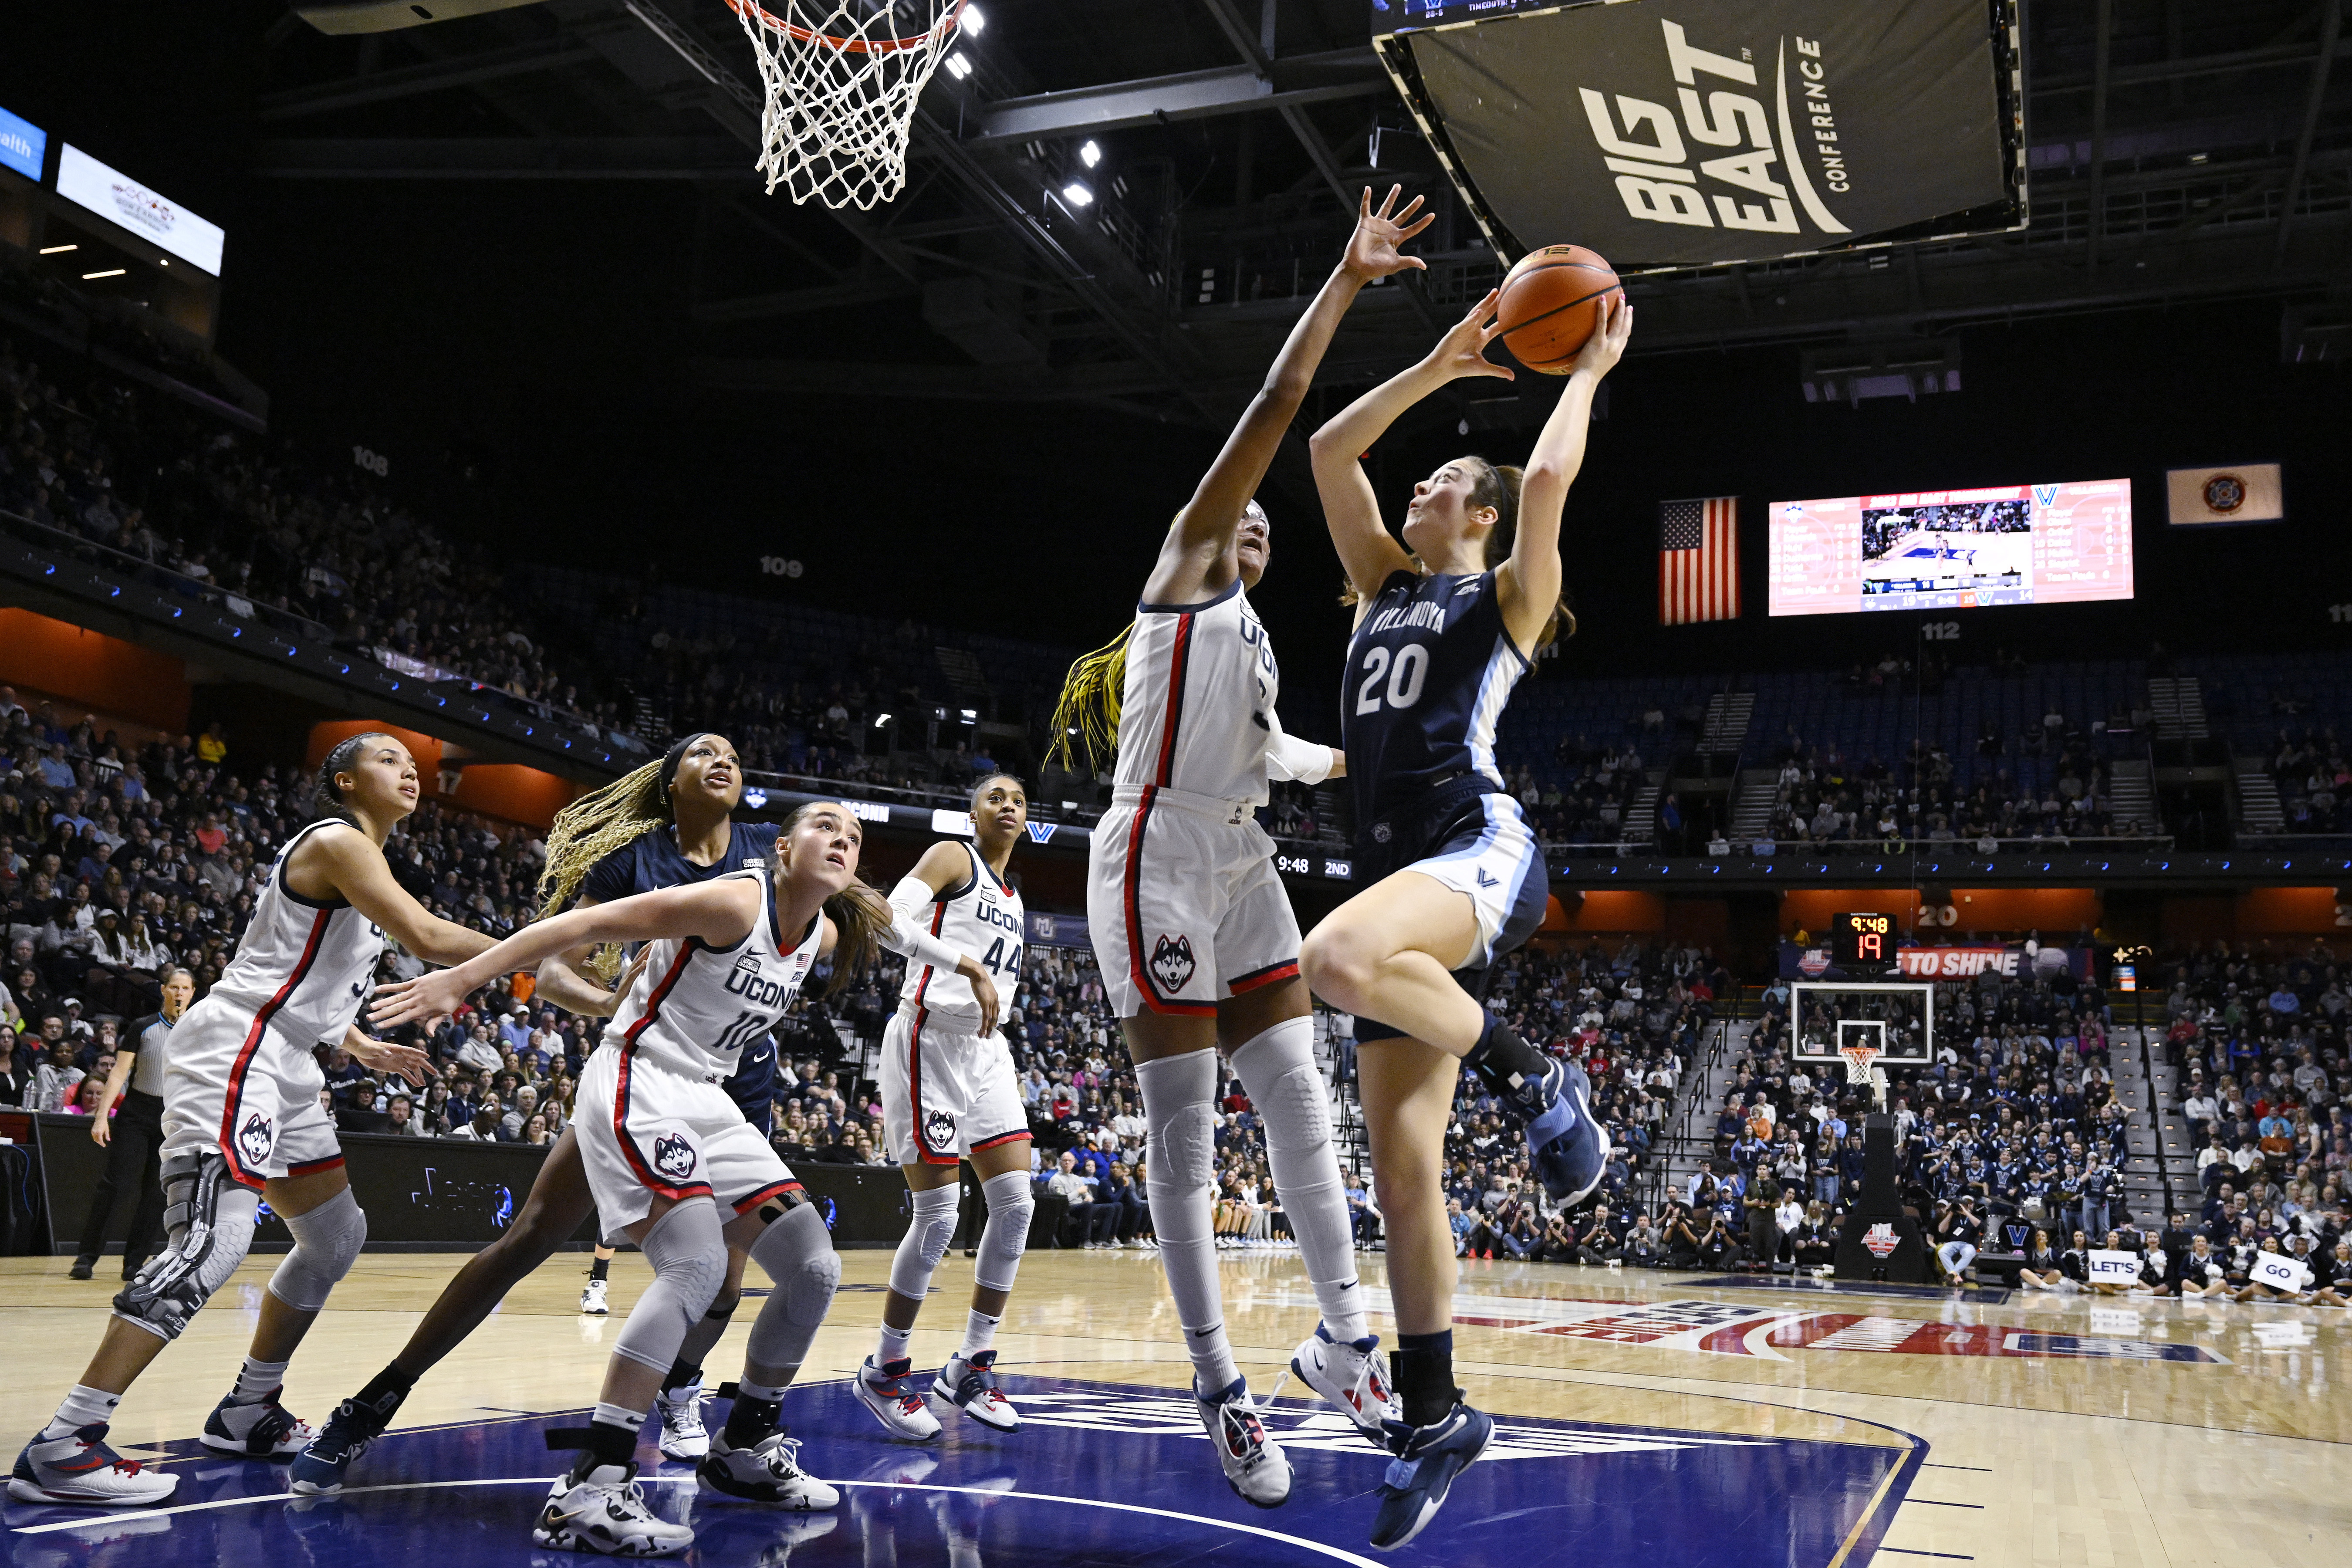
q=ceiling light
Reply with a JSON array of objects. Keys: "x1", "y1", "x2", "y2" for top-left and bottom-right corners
[
  {"x1": 1062, "y1": 181, "x2": 1094, "y2": 206},
  {"x1": 39, "y1": 244, "x2": 75, "y2": 255},
  {"x1": 82, "y1": 268, "x2": 126, "y2": 280},
  {"x1": 943, "y1": 51, "x2": 972, "y2": 79},
  {"x1": 961, "y1": 3, "x2": 986, "y2": 33},
  {"x1": 1079, "y1": 139, "x2": 1102, "y2": 168}
]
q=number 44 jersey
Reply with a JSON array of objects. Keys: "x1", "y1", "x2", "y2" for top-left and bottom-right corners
[
  {"x1": 899, "y1": 841, "x2": 1022, "y2": 1027},
  {"x1": 608, "y1": 867, "x2": 822, "y2": 1083}
]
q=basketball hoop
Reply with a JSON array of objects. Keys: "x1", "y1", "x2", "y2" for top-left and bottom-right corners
[
  {"x1": 725, "y1": 0, "x2": 969, "y2": 209},
  {"x1": 1839, "y1": 1043, "x2": 1889, "y2": 1109}
]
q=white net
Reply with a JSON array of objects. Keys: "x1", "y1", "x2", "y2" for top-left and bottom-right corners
[{"x1": 727, "y1": 0, "x2": 968, "y2": 210}]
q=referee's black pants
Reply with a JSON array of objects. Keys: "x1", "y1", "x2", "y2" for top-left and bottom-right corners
[{"x1": 75, "y1": 1088, "x2": 166, "y2": 1276}]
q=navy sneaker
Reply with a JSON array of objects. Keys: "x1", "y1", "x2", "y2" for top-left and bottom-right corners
[
  {"x1": 290, "y1": 1400, "x2": 382, "y2": 1494},
  {"x1": 200, "y1": 1392, "x2": 313, "y2": 1460},
  {"x1": 1519, "y1": 1060, "x2": 1607, "y2": 1205},
  {"x1": 1369, "y1": 1402, "x2": 1493, "y2": 1551}
]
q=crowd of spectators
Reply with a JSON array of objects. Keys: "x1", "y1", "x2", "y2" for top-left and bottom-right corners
[
  {"x1": 1754, "y1": 719, "x2": 2138, "y2": 851},
  {"x1": 2264, "y1": 727, "x2": 2352, "y2": 835}
]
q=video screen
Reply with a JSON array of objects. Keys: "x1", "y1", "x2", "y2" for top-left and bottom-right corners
[{"x1": 1767, "y1": 479, "x2": 2132, "y2": 616}]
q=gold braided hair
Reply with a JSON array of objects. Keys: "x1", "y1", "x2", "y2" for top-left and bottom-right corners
[
  {"x1": 534, "y1": 757, "x2": 670, "y2": 980},
  {"x1": 1048, "y1": 621, "x2": 1133, "y2": 773}
]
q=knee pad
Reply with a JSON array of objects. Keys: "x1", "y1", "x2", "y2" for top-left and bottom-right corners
[
  {"x1": 973, "y1": 1170, "x2": 1035, "y2": 1294},
  {"x1": 746, "y1": 1202, "x2": 839, "y2": 1370},
  {"x1": 888, "y1": 1183, "x2": 960, "y2": 1300},
  {"x1": 267, "y1": 1186, "x2": 368, "y2": 1313},
  {"x1": 113, "y1": 1153, "x2": 258, "y2": 1341},
  {"x1": 611, "y1": 1199, "x2": 727, "y2": 1374},
  {"x1": 1231, "y1": 1020, "x2": 1333, "y2": 1159},
  {"x1": 1138, "y1": 1051, "x2": 1217, "y2": 1195}
]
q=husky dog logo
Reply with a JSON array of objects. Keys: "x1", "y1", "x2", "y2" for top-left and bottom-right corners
[
  {"x1": 1862, "y1": 1223, "x2": 1900, "y2": 1259},
  {"x1": 924, "y1": 1108, "x2": 959, "y2": 1149},
  {"x1": 1371, "y1": 822, "x2": 1392, "y2": 844},
  {"x1": 652, "y1": 1133, "x2": 698, "y2": 1182},
  {"x1": 1150, "y1": 933, "x2": 1197, "y2": 994},
  {"x1": 237, "y1": 1112, "x2": 274, "y2": 1168}
]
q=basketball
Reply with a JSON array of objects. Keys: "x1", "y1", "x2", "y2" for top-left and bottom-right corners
[{"x1": 1497, "y1": 244, "x2": 1621, "y2": 374}]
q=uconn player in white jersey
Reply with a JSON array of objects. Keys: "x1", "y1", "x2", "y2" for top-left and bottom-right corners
[
  {"x1": 372, "y1": 800, "x2": 994, "y2": 1557},
  {"x1": 11, "y1": 733, "x2": 489, "y2": 1508},
  {"x1": 1058, "y1": 189, "x2": 1433, "y2": 1507},
  {"x1": 1301, "y1": 291, "x2": 1630, "y2": 1548},
  {"x1": 856, "y1": 772, "x2": 1033, "y2": 1439}
]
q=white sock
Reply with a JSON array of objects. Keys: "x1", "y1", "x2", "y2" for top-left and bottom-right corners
[
  {"x1": 1137, "y1": 1050, "x2": 1240, "y2": 1394},
  {"x1": 42, "y1": 1384, "x2": 120, "y2": 1440},
  {"x1": 591, "y1": 1400, "x2": 645, "y2": 1434},
  {"x1": 736, "y1": 1377, "x2": 791, "y2": 1403},
  {"x1": 233, "y1": 1357, "x2": 289, "y2": 1405},
  {"x1": 960, "y1": 1308, "x2": 1000, "y2": 1358},
  {"x1": 1230, "y1": 1017, "x2": 1369, "y2": 1343},
  {"x1": 876, "y1": 1321, "x2": 914, "y2": 1369}
]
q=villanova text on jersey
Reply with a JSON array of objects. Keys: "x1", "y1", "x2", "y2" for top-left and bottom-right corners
[{"x1": 1343, "y1": 569, "x2": 1531, "y2": 820}]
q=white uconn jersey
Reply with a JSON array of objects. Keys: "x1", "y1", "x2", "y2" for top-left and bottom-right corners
[
  {"x1": 611, "y1": 869, "x2": 820, "y2": 1082},
  {"x1": 1114, "y1": 578, "x2": 1277, "y2": 806},
  {"x1": 206, "y1": 818, "x2": 386, "y2": 1048},
  {"x1": 899, "y1": 841, "x2": 1023, "y2": 1024}
]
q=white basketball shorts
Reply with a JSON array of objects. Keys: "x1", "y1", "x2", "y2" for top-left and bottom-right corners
[
  {"x1": 159, "y1": 995, "x2": 343, "y2": 1189},
  {"x1": 578, "y1": 1043, "x2": 800, "y2": 1241},
  {"x1": 1086, "y1": 783, "x2": 1301, "y2": 1020},
  {"x1": 881, "y1": 1004, "x2": 1031, "y2": 1167}
]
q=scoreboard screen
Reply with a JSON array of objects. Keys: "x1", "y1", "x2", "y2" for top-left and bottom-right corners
[
  {"x1": 1768, "y1": 479, "x2": 2133, "y2": 616},
  {"x1": 1833, "y1": 912, "x2": 1896, "y2": 973}
]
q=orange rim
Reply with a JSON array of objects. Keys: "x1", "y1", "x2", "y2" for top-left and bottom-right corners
[{"x1": 726, "y1": 0, "x2": 967, "y2": 56}]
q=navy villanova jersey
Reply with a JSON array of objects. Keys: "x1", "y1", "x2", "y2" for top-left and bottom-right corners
[
  {"x1": 1342, "y1": 568, "x2": 1531, "y2": 821},
  {"x1": 580, "y1": 820, "x2": 784, "y2": 1131}
]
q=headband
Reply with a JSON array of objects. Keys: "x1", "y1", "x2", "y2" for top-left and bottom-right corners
[{"x1": 660, "y1": 733, "x2": 714, "y2": 794}]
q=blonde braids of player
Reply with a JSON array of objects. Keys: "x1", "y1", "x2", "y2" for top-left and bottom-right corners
[
  {"x1": 1048, "y1": 619, "x2": 1134, "y2": 774},
  {"x1": 534, "y1": 758, "x2": 671, "y2": 978}
]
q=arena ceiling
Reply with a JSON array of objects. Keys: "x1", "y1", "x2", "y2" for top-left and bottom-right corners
[{"x1": 235, "y1": 0, "x2": 2352, "y2": 429}]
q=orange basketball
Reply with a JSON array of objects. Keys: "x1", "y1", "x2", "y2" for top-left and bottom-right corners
[{"x1": 1497, "y1": 244, "x2": 1621, "y2": 374}]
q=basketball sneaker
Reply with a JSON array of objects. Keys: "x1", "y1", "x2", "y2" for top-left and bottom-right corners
[
  {"x1": 932, "y1": 1350, "x2": 1020, "y2": 1433},
  {"x1": 579, "y1": 1277, "x2": 610, "y2": 1316},
  {"x1": 1194, "y1": 1377, "x2": 1291, "y2": 1509},
  {"x1": 534, "y1": 1460, "x2": 692, "y2": 1557},
  {"x1": 654, "y1": 1383, "x2": 709, "y2": 1461},
  {"x1": 851, "y1": 1357, "x2": 941, "y2": 1440},
  {"x1": 290, "y1": 1399, "x2": 388, "y2": 1494},
  {"x1": 201, "y1": 1392, "x2": 315, "y2": 1459},
  {"x1": 694, "y1": 1431, "x2": 839, "y2": 1510},
  {"x1": 9, "y1": 1425, "x2": 177, "y2": 1507},
  {"x1": 1286, "y1": 1324, "x2": 1399, "y2": 1441},
  {"x1": 1369, "y1": 1401, "x2": 1493, "y2": 1550},
  {"x1": 1515, "y1": 1060, "x2": 1608, "y2": 1205}
]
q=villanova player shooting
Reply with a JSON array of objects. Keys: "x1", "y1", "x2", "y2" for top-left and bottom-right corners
[{"x1": 1301, "y1": 288, "x2": 1632, "y2": 1549}]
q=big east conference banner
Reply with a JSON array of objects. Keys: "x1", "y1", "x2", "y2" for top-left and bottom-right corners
[{"x1": 1392, "y1": 0, "x2": 2012, "y2": 266}]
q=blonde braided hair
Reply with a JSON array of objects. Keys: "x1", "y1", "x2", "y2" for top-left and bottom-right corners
[
  {"x1": 534, "y1": 757, "x2": 671, "y2": 980},
  {"x1": 1048, "y1": 620, "x2": 1133, "y2": 774}
]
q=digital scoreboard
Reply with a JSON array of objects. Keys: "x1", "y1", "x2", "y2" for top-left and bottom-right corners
[{"x1": 1832, "y1": 911, "x2": 1896, "y2": 974}]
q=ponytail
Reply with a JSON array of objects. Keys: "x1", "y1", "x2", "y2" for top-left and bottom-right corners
[
  {"x1": 313, "y1": 732, "x2": 393, "y2": 826},
  {"x1": 1467, "y1": 456, "x2": 1576, "y2": 648}
]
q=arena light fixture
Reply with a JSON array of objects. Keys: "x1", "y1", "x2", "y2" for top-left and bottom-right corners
[
  {"x1": 961, "y1": 3, "x2": 985, "y2": 33},
  {"x1": 1079, "y1": 139, "x2": 1101, "y2": 168},
  {"x1": 1061, "y1": 180, "x2": 1094, "y2": 207},
  {"x1": 38, "y1": 243, "x2": 74, "y2": 254},
  {"x1": 943, "y1": 51, "x2": 972, "y2": 79},
  {"x1": 82, "y1": 268, "x2": 126, "y2": 280}
]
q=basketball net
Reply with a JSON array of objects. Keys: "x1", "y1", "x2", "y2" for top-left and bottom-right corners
[
  {"x1": 1839, "y1": 1044, "x2": 1889, "y2": 1111},
  {"x1": 726, "y1": 0, "x2": 968, "y2": 209}
]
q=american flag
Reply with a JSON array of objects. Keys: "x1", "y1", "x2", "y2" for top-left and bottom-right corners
[{"x1": 1659, "y1": 497, "x2": 1740, "y2": 625}]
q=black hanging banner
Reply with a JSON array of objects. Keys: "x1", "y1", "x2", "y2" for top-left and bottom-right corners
[{"x1": 1375, "y1": 0, "x2": 2023, "y2": 267}]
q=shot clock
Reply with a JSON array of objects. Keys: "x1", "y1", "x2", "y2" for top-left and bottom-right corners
[{"x1": 1832, "y1": 912, "x2": 1897, "y2": 975}]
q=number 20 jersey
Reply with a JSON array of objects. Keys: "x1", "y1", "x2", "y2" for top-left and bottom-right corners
[
  {"x1": 899, "y1": 841, "x2": 1023, "y2": 1027},
  {"x1": 608, "y1": 868, "x2": 820, "y2": 1083}
]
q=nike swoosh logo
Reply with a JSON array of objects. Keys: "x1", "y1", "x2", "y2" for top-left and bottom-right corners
[{"x1": 1191, "y1": 1326, "x2": 1223, "y2": 1338}]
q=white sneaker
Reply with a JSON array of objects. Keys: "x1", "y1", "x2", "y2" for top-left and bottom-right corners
[
  {"x1": 850, "y1": 1357, "x2": 941, "y2": 1440},
  {"x1": 532, "y1": 1461, "x2": 691, "y2": 1556},
  {"x1": 933, "y1": 1351, "x2": 1021, "y2": 1433},
  {"x1": 200, "y1": 1392, "x2": 317, "y2": 1459},
  {"x1": 1285, "y1": 1324, "x2": 1399, "y2": 1440},
  {"x1": 580, "y1": 1278, "x2": 610, "y2": 1316},
  {"x1": 9, "y1": 1425, "x2": 178, "y2": 1507},
  {"x1": 695, "y1": 1430, "x2": 840, "y2": 1510},
  {"x1": 655, "y1": 1384, "x2": 708, "y2": 1461},
  {"x1": 1195, "y1": 1377, "x2": 1291, "y2": 1509}
]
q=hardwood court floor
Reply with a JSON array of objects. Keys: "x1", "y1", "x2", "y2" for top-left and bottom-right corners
[{"x1": 2, "y1": 1247, "x2": 2345, "y2": 1568}]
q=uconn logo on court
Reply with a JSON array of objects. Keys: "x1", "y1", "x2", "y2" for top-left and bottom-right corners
[{"x1": 725, "y1": 955, "x2": 800, "y2": 1006}]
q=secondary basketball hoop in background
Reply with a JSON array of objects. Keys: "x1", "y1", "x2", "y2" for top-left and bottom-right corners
[
  {"x1": 1839, "y1": 1041, "x2": 1889, "y2": 1111},
  {"x1": 725, "y1": 0, "x2": 970, "y2": 209}
]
